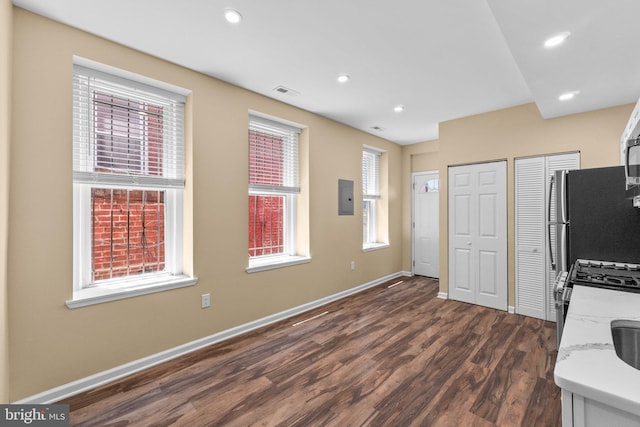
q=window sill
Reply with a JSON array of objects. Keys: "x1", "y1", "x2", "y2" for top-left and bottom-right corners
[
  {"x1": 66, "y1": 274, "x2": 198, "y2": 309},
  {"x1": 363, "y1": 243, "x2": 390, "y2": 252},
  {"x1": 246, "y1": 255, "x2": 311, "y2": 273}
]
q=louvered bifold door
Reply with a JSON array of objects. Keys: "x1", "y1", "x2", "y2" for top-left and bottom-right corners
[
  {"x1": 544, "y1": 152, "x2": 580, "y2": 321},
  {"x1": 515, "y1": 157, "x2": 546, "y2": 319}
]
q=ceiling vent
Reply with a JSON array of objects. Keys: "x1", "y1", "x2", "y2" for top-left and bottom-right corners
[{"x1": 273, "y1": 86, "x2": 300, "y2": 96}]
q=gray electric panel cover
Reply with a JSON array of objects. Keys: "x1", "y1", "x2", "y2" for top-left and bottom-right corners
[{"x1": 338, "y1": 179, "x2": 354, "y2": 215}]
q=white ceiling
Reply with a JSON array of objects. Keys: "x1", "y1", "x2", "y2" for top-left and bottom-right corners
[{"x1": 12, "y1": 0, "x2": 640, "y2": 144}]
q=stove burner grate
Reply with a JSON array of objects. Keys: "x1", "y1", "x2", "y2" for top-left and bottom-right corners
[{"x1": 571, "y1": 259, "x2": 640, "y2": 293}]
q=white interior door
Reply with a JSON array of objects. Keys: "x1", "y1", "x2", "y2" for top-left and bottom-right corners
[
  {"x1": 448, "y1": 161, "x2": 507, "y2": 311},
  {"x1": 413, "y1": 172, "x2": 439, "y2": 278}
]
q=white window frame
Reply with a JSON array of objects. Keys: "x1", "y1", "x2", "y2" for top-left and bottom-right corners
[
  {"x1": 68, "y1": 58, "x2": 195, "y2": 308},
  {"x1": 247, "y1": 114, "x2": 310, "y2": 273},
  {"x1": 363, "y1": 146, "x2": 387, "y2": 250},
  {"x1": 363, "y1": 198, "x2": 377, "y2": 244}
]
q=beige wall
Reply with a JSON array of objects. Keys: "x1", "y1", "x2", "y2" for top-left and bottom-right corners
[
  {"x1": 403, "y1": 102, "x2": 634, "y2": 306},
  {"x1": 1, "y1": 0, "x2": 12, "y2": 404},
  {"x1": 8, "y1": 8, "x2": 403, "y2": 400}
]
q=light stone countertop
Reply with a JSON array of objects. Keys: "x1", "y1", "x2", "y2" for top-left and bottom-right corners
[{"x1": 554, "y1": 284, "x2": 640, "y2": 417}]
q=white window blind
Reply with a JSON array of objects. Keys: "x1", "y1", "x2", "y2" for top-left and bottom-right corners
[
  {"x1": 73, "y1": 64, "x2": 186, "y2": 189},
  {"x1": 249, "y1": 116, "x2": 300, "y2": 194},
  {"x1": 363, "y1": 147, "x2": 382, "y2": 247},
  {"x1": 362, "y1": 148, "x2": 381, "y2": 199}
]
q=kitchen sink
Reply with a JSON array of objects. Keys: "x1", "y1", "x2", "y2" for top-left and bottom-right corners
[{"x1": 611, "y1": 320, "x2": 640, "y2": 370}]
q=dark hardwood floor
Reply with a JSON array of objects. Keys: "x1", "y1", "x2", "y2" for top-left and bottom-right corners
[{"x1": 60, "y1": 276, "x2": 561, "y2": 426}]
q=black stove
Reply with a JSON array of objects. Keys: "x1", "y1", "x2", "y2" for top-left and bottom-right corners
[{"x1": 569, "y1": 259, "x2": 640, "y2": 293}]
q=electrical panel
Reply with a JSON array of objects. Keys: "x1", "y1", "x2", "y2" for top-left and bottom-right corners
[{"x1": 338, "y1": 179, "x2": 354, "y2": 215}]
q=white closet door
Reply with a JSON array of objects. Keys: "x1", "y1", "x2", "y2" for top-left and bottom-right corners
[
  {"x1": 449, "y1": 161, "x2": 507, "y2": 311},
  {"x1": 545, "y1": 153, "x2": 580, "y2": 320},
  {"x1": 515, "y1": 152, "x2": 579, "y2": 321},
  {"x1": 515, "y1": 157, "x2": 546, "y2": 319}
]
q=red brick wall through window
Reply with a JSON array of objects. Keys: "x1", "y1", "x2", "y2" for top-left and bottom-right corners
[
  {"x1": 91, "y1": 189, "x2": 166, "y2": 282},
  {"x1": 248, "y1": 195, "x2": 284, "y2": 257}
]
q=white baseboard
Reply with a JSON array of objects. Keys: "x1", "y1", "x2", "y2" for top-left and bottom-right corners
[
  {"x1": 15, "y1": 271, "x2": 412, "y2": 404},
  {"x1": 508, "y1": 305, "x2": 515, "y2": 314},
  {"x1": 437, "y1": 292, "x2": 448, "y2": 300}
]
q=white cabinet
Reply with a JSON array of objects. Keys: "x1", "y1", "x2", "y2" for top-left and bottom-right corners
[
  {"x1": 515, "y1": 153, "x2": 579, "y2": 320},
  {"x1": 555, "y1": 286, "x2": 640, "y2": 426},
  {"x1": 563, "y1": 389, "x2": 640, "y2": 427}
]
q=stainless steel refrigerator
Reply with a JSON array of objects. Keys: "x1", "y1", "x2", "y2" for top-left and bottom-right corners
[{"x1": 551, "y1": 166, "x2": 640, "y2": 273}]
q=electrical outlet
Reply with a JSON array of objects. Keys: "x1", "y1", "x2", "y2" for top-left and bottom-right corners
[
  {"x1": 351, "y1": 261, "x2": 356, "y2": 271},
  {"x1": 201, "y1": 293, "x2": 211, "y2": 308}
]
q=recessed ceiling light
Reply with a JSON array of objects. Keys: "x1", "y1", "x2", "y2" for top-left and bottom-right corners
[
  {"x1": 559, "y1": 91, "x2": 580, "y2": 101},
  {"x1": 337, "y1": 74, "x2": 350, "y2": 83},
  {"x1": 544, "y1": 31, "x2": 571, "y2": 48},
  {"x1": 394, "y1": 105, "x2": 405, "y2": 113},
  {"x1": 224, "y1": 9, "x2": 242, "y2": 24}
]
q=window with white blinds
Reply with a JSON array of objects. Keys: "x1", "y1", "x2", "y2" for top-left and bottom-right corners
[
  {"x1": 248, "y1": 116, "x2": 300, "y2": 193},
  {"x1": 362, "y1": 148, "x2": 380, "y2": 199},
  {"x1": 71, "y1": 61, "x2": 192, "y2": 303},
  {"x1": 363, "y1": 147, "x2": 381, "y2": 247},
  {"x1": 248, "y1": 115, "x2": 301, "y2": 265},
  {"x1": 73, "y1": 64, "x2": 185, "y2": 188}
]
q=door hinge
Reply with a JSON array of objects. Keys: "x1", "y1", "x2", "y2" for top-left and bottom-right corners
[
  {"x1": 412, "y1": 183, "x2": 415, "y2": 190},
  {"x1": 413, "y1": 260, "x2": 415, "y2": 267}
]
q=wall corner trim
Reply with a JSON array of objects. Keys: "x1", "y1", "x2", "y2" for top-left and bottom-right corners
[{"x1": 14, "y1": 270, "x2": 412, "y2": 404}]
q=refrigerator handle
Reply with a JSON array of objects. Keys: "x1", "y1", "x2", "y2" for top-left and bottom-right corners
[{"x1": 548, "y1": 175, "x2": 556, "y2": 271}]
